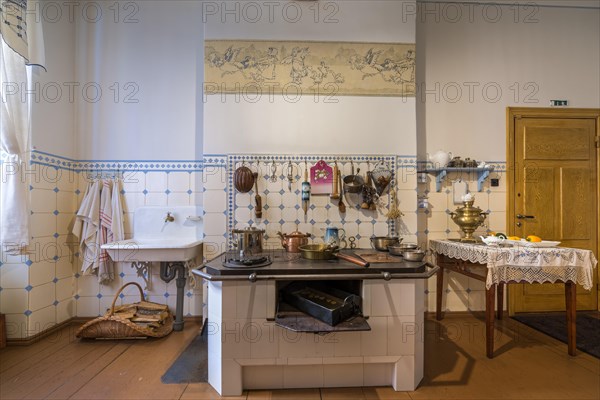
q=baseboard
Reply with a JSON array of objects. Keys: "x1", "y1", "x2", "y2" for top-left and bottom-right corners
[
  {"x1": 5, "y1": 315, "x2": 204, "y2": 347},
  {"x1": 6, "y1": 318, "x2": 76, "y2": 346}
]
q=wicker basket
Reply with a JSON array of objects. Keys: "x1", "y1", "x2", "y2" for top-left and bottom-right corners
[{"x1": 76, "y1": 282, "x2": 174, "y2": 339}]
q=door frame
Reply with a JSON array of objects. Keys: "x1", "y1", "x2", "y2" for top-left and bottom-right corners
[{"x1": 506, "y1": 107, "x2": 600, "y2": 314}]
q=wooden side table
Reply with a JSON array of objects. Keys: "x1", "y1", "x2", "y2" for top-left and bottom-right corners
[{"x1": 435, "y1": 253, "x2": 577, "y2": 358}]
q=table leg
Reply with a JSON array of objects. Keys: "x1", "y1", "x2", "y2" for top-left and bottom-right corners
[
  {"x1": 496, "y1": 283, "x2": 504, "y2": 320},
  {"x1": 486, "y1": 284, "x2": 496, "y2": 359},
  {"x1": 565, "y1": 281, "x2": 577, "y2": 356},
  {"x1": 436, "y1": 255, "x2": 444, "y2": 321}
]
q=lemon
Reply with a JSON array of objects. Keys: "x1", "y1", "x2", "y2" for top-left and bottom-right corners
[
  {"x1": 526, "y1": 235, "x2": 542, "y2": 242},
  {"x1": 507, "y1": 236, "x2": 521, "y2": 241}
]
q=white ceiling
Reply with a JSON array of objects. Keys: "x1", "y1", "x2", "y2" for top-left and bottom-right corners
[{"x1": 417, "y1": 0, "x2": 600, "y2": 9}]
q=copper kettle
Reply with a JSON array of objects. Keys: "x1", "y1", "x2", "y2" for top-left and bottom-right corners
[{"x1": 277, "y1": 230, "x2": 311, "y2": 253}]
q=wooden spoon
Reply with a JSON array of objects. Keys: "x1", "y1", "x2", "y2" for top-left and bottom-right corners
[{"x1": 338, "y1": 170, "x2": 346, "y2": 213}]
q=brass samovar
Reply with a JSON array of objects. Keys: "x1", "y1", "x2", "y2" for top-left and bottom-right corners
[{"x1": 450, "y1": 197, "x2": 488, "y2": 242}]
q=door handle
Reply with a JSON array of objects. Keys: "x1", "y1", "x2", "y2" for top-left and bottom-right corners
[{"x1": 516, "y1": 214, "x2": 535, "y2": 219}]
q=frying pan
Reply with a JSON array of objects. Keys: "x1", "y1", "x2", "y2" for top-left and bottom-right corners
[{"x1": 299, "y1": 244, "x2": 370, "y2": 268}]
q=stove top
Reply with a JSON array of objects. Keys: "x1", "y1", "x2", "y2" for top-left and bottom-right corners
[{"x1": 222, "y1": 254, "x2": 273, "y2": 269}]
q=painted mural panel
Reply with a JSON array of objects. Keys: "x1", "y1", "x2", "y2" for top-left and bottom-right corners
[{"x1": 204, "y1": 40, "x2": 415, "y2": 97}]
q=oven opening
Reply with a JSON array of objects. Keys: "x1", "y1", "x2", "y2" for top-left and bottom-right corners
[{"x1": 275, "y1": 280, "x2": 371, "y2": 333}]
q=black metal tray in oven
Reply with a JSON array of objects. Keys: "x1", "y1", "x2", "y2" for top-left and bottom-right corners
[{"x1": 280, "y1": 282, "x2": 362, "y2": 326}]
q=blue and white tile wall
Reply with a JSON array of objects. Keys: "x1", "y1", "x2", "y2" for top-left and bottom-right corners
[
  {"x1": 70, "y1": 159, "x2": 205, "y2": 319},
  {"x1": 418, "y1": 163, "x2": 508, "y2": 312},
  {"x1": 1, "y1": 149, "x2": 507, "y2": 339},
  {"x1": 1, "y1": 151, "x2": 208, "y2": 339},
  {"x1": 1, "y1": 153, "x2": 77, "y2": 339},
  {"x1": 201, "y1": 154, "x2": 419, "y2": 257}
]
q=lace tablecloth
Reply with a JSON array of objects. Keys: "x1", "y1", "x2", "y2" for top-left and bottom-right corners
[{"x1": 429, "y1": 240, "x2": 597, "y2": 290}]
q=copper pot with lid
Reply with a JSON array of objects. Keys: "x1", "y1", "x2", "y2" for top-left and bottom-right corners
[{"x1": 277, "y1": 230, "x2": 311, "y2": 253}]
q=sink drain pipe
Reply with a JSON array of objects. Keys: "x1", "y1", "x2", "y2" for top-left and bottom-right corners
[{"x1": 160, "y1": 261, "x2": 187, "y2": 331}]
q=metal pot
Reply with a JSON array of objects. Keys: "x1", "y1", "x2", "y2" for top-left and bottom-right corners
[
  {"x1": 231, "y1": 227, "x2": 264, "y2": 256},
  {"x1": 277, "y1": 230, "x2": 311, "y2": 253},
  {"x1": 298, "y1": 244, "x2": 370, "y2": 268},
  {"x1": 387, "y1": 242, "x2": 416, "y2": 256},
  {"x1": 370, "y1": 236, "x2": 400, "y2": 251},
  {"x1": 402, "y1": 249, "x2": 426, "y2": 262}
]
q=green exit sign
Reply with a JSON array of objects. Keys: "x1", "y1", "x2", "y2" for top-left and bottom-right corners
[{"x1": 550, "y1": 100, "x2": 569, "y2": 106}]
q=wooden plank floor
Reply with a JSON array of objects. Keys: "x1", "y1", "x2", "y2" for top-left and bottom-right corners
[{"x1": 0, "y1": 315, "x2": 598, "y2": 400}]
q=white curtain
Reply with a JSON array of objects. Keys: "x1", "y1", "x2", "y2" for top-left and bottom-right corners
[
  {"x1": 0, "y1": 39, "x2": 30, "y2": 251},
  {"x1": 0, "y1": 0, "x2": 45, "y2": 252}
]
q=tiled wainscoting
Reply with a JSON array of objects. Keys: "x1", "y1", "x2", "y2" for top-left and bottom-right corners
[
  {"x1": 0, "y1": 151, "x2": 207, "y2": 339},
  {"x1": 0, "y1": 150, "x2": 507, "y2": 339}
]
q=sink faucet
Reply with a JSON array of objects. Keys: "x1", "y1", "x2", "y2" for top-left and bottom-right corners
[{"x1": 164, "y1": 212, "x2": 175, "y2": 223}]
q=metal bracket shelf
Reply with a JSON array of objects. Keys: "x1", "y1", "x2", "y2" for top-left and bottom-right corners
[{"x1": 417, "y1": 167, "x2": 495, "y2": 192}]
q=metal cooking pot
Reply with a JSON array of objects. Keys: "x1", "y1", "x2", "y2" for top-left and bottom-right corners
[
  {"x1": 231, "y1": 227, "x2": 264, "y2": 256},
  {"x1": 388, "y1": 242, "x2": 418, "y2": 256},
  {"x1": 402, "y1": 249, "x2": 426, "y2": 262},
  {"x1": 370, "y1": 236, "x2": 401, "y2": 251},
  {"x1": 277, "y1": 230, "x2": 311, "y2": 253}
]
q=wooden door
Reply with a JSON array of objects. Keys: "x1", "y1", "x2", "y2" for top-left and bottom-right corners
[{"x1": 507, "y1": 108, "x2": 599, "y2": 314}]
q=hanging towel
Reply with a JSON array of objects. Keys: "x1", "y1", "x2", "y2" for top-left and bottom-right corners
[
  {"x1": 72, "y1": 182, "x2": 91, "y2": 245},
  {"x1": 110, "y1": 179, "x2": 125, "y2": 242},
  {"x1": 79, "y1": 180, "x2": 101, "y2": 276},
  {"x1": 98, "y1": 180, "x2": 114, "y2": 283}
]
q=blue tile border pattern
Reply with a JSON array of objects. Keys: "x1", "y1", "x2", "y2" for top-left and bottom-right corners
[{"x1": 29, "y1": 150, "x2": 226, "y2": 173}]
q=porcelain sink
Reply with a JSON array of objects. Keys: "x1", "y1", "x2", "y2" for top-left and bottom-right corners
[{"x1": 101, "y1": 206, "x2": 203, "y2": 262}]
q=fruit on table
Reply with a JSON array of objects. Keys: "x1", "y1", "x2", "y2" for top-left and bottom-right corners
[
  {"x1": 507, "y1": 236, "x2": 521, "y2": 241},
  {"x1": 526, "y1": 235, "x2": 542, "y2": 242}
]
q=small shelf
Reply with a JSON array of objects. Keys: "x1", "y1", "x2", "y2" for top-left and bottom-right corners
[{"x1": 417, "y1": 167, "x2": 495, "y2": 192}]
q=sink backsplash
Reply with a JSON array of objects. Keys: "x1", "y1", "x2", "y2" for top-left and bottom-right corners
[{"x1": 133, "y1": 206, "x2": 203, "y2": 240}]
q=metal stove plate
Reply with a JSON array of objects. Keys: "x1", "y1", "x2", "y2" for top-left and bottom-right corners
[{"x1": 222, "y1": 255, "x2": 272, "y2": 269}]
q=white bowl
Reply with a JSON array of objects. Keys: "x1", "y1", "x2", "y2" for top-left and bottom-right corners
[{"x1": 480, "y1": 236, "x2": 505, "y2": 246}]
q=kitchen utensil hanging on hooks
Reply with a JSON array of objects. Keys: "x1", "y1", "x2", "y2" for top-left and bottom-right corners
[
  {"x1": 234, "y1": 161, "x2": 255, "y2": 193},
  {"x1": 337, "y1": 168, "x2": 346, "y2": 213},
  {"x1": 330, "y1": 161, "x2": 340, "y2": 199},
  {"x1": 343, "y1": 160, "x2": 364, "y2": 193},
  {"x1": 371, "y1": 160, "x2": 392, "y2": 196},
  {"x1": 286, "y1": 161, "x2": 295, "y2": 191},
  {"x1": 253, "y1": 160, "x2": 262, "y2": 219},
  {"x1": 270, "y1": 159, "x2": 278, "y2": 183},
  {"x1": 301, "y1": 160, "x2": 311, "y2": 216}
]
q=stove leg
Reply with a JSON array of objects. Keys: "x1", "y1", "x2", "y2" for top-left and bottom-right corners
[{"x1": 160, "y1": 261, "x2": 187, "y2": 331}]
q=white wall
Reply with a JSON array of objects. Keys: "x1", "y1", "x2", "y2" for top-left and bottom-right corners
[
  {"x1": 416, "y1": 1, "x2": 600, "y2": 161},
  {"x1": 30, "y1": 12, "x2": 76, "y2": 157},
  {"x1": 204, "y1": 0, "x2": 417, "y2": 155},
  {"x1": 74, "y1": 0, "x2": 204, "y2": 160}
]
